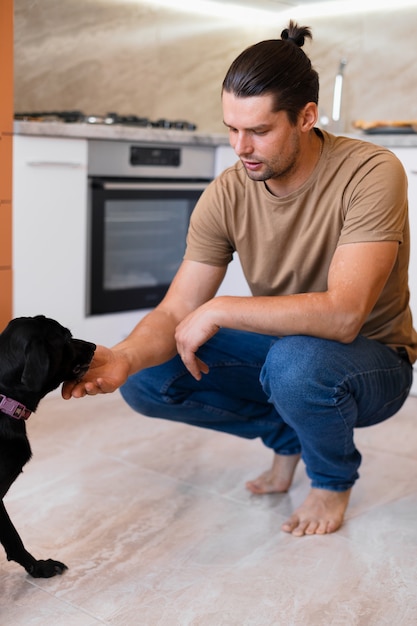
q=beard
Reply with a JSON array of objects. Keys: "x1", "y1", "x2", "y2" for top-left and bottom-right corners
[
  {"x1": 242, "y1": 162, "x2": 276, "y2": 182},
  {"x1": 242, "y1": 157, "x2": 298, "y2": 183},
  {"x1": 240, "y1": 132, "x2": 301, "y2": 184}
]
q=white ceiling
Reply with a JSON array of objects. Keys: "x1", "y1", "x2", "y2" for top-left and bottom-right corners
[
  {"x1": 208, "y1": 0, "x2": 336, "y2": 7},
  {"x1": 198, "y1": 0, "x2": 367, "y2": 17},
  {"x1": 148, "y1": 0, "x2": 417, "y2": 19},
  {"x1": 147, "y1": 0, "x2": 417, "y2": 20}
]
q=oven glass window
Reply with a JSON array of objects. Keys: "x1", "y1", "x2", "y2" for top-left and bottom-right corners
[
  {"x1": 89, "y1": 183, "x2": 207, "y2": 314},
  {"x1": 103, "y1": 199, "x2": 189, "y2": 291}
]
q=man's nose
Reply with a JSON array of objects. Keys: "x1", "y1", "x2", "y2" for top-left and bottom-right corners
[{"x1": 233, "y1": 132, "x2": 253, "y2": 156}]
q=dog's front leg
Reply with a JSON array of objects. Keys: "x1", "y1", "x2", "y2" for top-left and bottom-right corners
[{"x1": 0, "y1": 501, "x2": 68, "y2": 577}]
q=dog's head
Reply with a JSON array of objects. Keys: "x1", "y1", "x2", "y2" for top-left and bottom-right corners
[{"x1": 0, "y1": 315, "x2": 96, "y2": 408}]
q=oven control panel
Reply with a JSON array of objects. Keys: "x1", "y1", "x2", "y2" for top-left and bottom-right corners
[
  {"x1": 130, "y1": 146, "x2": 181, "y2": 167},
  {"x1": 88, "y1": 139, "x2": 215, "y2": 179}
]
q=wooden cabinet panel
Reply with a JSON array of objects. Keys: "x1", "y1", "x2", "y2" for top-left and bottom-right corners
[
  {"x1": 0, "y1": 202, "x2": 12, "y2": 268},
  {"x1": 0, "y1": 0, "x2": 13, "y2": 322},
  {"x1": 0, "y1": 0, "x2": 13, "y2": 330},
  {"x1": 0, "y1": 269, "x2": 12, "y2": 330},
  {"x1": 0, "y1": 133, "x2": 12, "y2": 202},
  {"x1": 0, "y1": 132, "x2": 13, "y2": 268},
  {"x1": 0, "y1": 0, "x2": 13, "y2": 133}
]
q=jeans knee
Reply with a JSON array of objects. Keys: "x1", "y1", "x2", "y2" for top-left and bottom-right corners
[{"x1": 260, "y1": 336, "x2": 330, "y2": 404}]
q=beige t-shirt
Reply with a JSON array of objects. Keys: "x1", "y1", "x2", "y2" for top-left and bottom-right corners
[{"x1": 185, "y1": 130, "x2": 417, "y2": 362}]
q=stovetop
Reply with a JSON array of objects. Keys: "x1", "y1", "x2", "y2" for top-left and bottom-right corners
[{"x1": 14, "y1": 111, "x2": 197, "y2": 131}]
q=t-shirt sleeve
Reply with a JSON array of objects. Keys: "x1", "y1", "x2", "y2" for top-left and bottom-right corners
[
  {"x1": 338, "y1": 150, "x2": 408, "y2": 245},
  {"x1": 184, "y1": 172, "x2": 235, "y2": 266}
]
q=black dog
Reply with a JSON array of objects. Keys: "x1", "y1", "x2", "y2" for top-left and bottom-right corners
[{"x1": 0, "y1": 315, "x2": 95, "y2": 578}]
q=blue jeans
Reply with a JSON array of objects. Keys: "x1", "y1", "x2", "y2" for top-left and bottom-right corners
[{"x1": 120, "y1": 329, "x2": 413, "y2": 491}]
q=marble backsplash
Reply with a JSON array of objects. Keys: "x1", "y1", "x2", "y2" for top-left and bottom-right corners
[{"x1": 14, "y1": 0, "x2": 417, "y2": 134}]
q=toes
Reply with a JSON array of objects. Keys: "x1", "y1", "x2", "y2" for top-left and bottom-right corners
[
  {"x1": 245, "y1": 474, "x2": 276, "y2": 494},
  {"x1": 292, "y1": 519, "x2": 316, "y2": 536},
  {"x1": 282, "y1": 513, "x2": 317, "y2": 536},
  {"x1": 245, "y1": 479, "x2": 265, "y2": 494},
  {"x1": 282, "y1": 516, "x2": 341, "y2": 536},
  {"x1": 281, "y1": 515, "x2": 300, "y2": 534},
  {"x1": 324, "y1": 518, "x2": 341, "y2": 534},
  {"x1": 304, "y1": 520, "x2": 323, "y2": 535},
  {"x1": 281, "y1": 515, "x2": 332, "y2": 536}
]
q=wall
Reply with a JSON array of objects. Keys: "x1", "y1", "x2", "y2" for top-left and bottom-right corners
[{"x1": 14, "y1": 1, "x2": 417, "y2": 134}]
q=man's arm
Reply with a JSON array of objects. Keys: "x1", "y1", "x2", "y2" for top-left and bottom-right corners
[
  {"x1": 176, "y1": 241, "x2": 399, "y2": 379},
  {"x1": 62, "y1": 260, "x2": 227, "y2": 398}
]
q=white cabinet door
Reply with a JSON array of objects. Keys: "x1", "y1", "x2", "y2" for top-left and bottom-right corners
[
  {"x1": 214, "y1": 145, "x2": 237, "y2": 176},
  {"x1": 214, "y1": 145, "x2": 251, "y2": 297},
  {"x1": 13, "y1": 135, "x2": 88, "y2": 326},
  {"x1": 392, "y1": 148, "x2": 417, "y2": 394},
  {"x1": 391, "y1": 149, "x2": 417, "y2": 315}
]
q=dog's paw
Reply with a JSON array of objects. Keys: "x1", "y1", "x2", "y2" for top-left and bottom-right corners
[{"x1": 27, "y1": 559, "x2": 68, "y2": 578}]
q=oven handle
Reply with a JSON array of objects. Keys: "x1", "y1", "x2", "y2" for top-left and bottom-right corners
[{"x1": 101, "y1": 181, "x2": 210, "y2": 191}]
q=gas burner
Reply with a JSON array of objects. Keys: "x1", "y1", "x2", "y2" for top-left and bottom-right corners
[
  {"x1": 100, "y1": 113, "x2": 152, "y2": 127},
  {"x1": 15, "y1": 110, "x2": 197, "y2": 131},
  {"x1": 151, "y1": 118, "x2": 197, "y2": 131},
  {"x1": 15, "y1": 110, "x2": 85, "y2": 123}
]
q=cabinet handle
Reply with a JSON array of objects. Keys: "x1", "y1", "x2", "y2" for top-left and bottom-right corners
[
  {"x1": 26, "y1": 161, "x2": 85, "y2": 168},
  {"x1": 411, "y1": 170, "x2": 417, "y2": 175},
  {"x1": 101, "y1": 181, "x2": 208, "y2": 191}
]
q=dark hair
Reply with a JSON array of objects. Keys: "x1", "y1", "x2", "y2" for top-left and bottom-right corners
[{"x1": 222, "y1": 21, "x2": 319, "y2": 125}]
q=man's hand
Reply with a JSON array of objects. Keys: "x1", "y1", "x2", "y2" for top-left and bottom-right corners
[
  {"x1": 62, "y1": 345, "x2": 131, "y2": 399},
  {"x1": 174, "y1": 302, "x2": 222, "y2": 380}
]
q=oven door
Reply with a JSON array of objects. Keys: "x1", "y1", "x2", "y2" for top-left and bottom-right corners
[{"x1": 88, "y1": 178, "x2": 209, "y2": 315}]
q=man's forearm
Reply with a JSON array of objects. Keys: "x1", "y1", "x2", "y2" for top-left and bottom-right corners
[{"x1": 112, "y1": 308, "x2": 180, "y2": 376}]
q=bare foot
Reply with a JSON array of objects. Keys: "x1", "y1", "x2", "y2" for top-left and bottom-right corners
[
  {"x1": 246, "y1": 453, "x2": 301, "y2": 494},
  {"x1": 282, "y1": 487, "x2": 351, "y2": 536}
]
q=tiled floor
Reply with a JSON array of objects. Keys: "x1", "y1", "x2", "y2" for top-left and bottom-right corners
[{"x1": 1, "y1": 391, "x2": 417, "y2": 625}]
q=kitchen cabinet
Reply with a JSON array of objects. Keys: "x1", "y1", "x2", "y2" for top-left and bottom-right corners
[
  {"x1": 13, "y1": 135, "x2": 88, "y2": 328},
  {"x1": 214, "y1": 144, "x2": 237, "y2": 175},
  {"x1": 214, "y1": 145, "x2": 251, "y2": 297},
  {"x1": 391, "y1": 148, "x2": 417, "y2": 315},
  {"x1": 391, "y1": 147, "x2": 417, "y2": 394}
]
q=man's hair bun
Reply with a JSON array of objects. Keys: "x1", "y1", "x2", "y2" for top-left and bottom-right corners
[{"x1": 281, "y1": 20, "x2": 312, "y2": 48}]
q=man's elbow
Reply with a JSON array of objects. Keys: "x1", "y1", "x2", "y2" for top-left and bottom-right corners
[{"x1": 330, "y1": 311, "x2": 365, "y2": 344}]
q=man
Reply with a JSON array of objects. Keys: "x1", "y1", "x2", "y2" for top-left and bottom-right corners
[{"x1": 63, "y1": 21, "x2": 416, "y2": 536}]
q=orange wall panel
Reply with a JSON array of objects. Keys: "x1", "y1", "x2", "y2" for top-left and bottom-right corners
[
  {"x1": 0, "y1": 0, "x2": 14, "y2": 322},
  {"x1": 0, "y1": 269, "x2": 12, "y2": 330},
  {"x1": 0, "y1": 133, "x2": 12, "y2": 202},
  {"x1": 0, "y1": 200, "x2": 12, "y2": 268},
  {"x1": 0, "y1": 0, "x2": 13, "y2": 133}
]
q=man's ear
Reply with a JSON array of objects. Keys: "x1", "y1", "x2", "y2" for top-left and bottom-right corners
[{"x1": 299, "y1": 102, "x2": 318, "y2": 131}]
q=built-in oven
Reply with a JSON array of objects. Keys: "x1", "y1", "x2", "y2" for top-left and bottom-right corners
[{"x1": 87, "y1": 139, "x2": 215, "y2": 315}]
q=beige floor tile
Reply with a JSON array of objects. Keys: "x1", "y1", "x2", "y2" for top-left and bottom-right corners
[{"x1": 1, "y1": 392, "x2": 417, "y2": 625}]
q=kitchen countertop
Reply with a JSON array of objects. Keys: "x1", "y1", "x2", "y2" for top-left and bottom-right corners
[
  {"x1": 13, "y1": 121, "x2": 417, "y2": 149},
  {"x1": 13, "y1": 120, "x2": 231, "y2": 146},
  {"x1": 341, "y1": 131, "x2": 417, "y2": 148}
]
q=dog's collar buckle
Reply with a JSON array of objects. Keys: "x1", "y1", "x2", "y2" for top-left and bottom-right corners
[{"x1": 0, "y1": 394, "x2": 32, "y2": 420}]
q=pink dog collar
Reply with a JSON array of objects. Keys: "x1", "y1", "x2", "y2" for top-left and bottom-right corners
[{"x1": 0, "y1": 394, "x2": 32, "y2": 420}]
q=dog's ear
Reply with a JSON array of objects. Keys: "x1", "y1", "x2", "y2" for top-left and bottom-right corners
[{"x1": 21, "y1": 338, "x2": 50, "y2": 392}]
